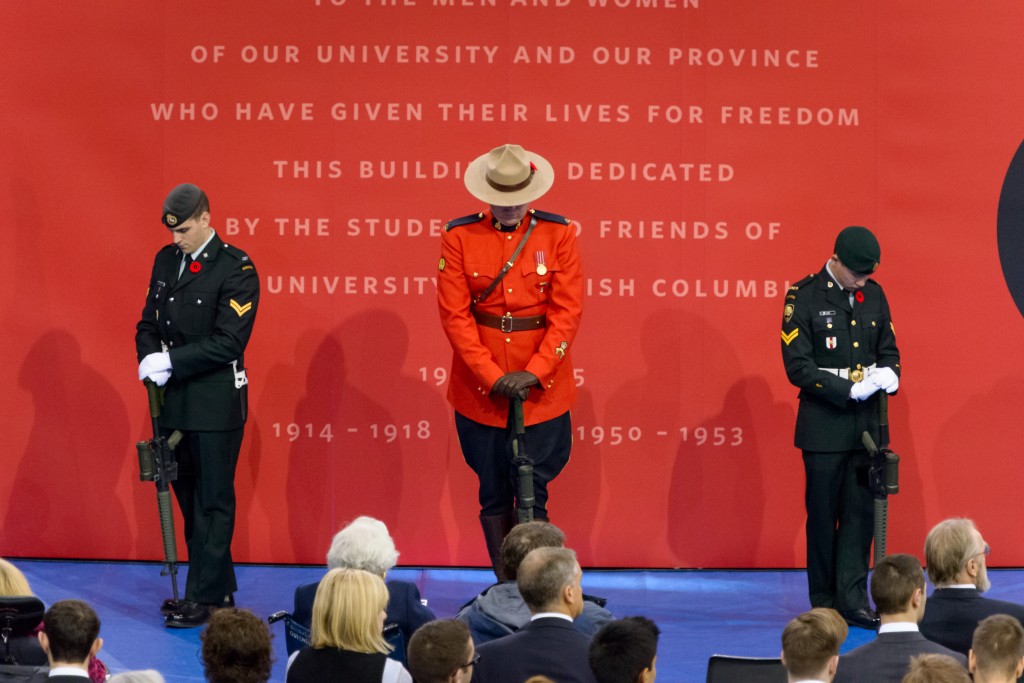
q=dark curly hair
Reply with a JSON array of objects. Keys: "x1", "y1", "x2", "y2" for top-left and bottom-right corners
[{"x1": 200, "y1": 608, "x2": 273, "y2": 683}]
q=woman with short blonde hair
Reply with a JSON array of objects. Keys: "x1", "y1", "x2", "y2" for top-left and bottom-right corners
[{"x1": 288, "y1": 569, "x2": 411, "y2": 683}]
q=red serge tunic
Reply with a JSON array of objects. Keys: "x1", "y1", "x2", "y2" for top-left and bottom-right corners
[{"x1": 437, "y1": 209, "x2": 584, "y2": 428}]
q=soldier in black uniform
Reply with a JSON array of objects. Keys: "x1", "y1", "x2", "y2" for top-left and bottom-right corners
[
  {"x1": 780, "y1": 226, "x2": 901, "y2": 631},
  {"x1": 136, "y1": 184, "x2": 259, "y2": 628}
]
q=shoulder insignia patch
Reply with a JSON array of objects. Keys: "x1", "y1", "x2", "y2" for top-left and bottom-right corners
[
  {"x1": 230, "y1": 299, "x2": 253, "y2": 317},
  {"x1": 781, "y1": 329, "x2": 799, "y2": 346},
  {"x1": 783, "y1": 303, "x2": 795, "y2": 323},
  {"x1": 241, "y1": 265, "x2": 254, "y2": 271},
  {"x1": 443, "y1": 213, "x2": 485, "y2": 232}
]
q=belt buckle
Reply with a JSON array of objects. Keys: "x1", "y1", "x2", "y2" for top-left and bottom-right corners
[
  {"x1": 850, "y1": 368, "x2": 864, "y2": 383},
  {"x1": 500, "y1": 313, "x2": 513, "y2": 333}
]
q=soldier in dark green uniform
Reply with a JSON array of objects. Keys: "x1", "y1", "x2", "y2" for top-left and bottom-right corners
[
  {"x1": 136, "y1": 184, "x2": 259, "y2": 628},
  {"x1": 781, "y1": 226, "x2": 901, "y2": 631}
]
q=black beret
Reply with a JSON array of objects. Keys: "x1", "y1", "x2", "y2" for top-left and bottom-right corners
[
  {"x1": 161, "y1": 183, "x2": 205, "y2": 227},
  {"x1": 834, "y1": 225, "x2": 880, "y2": 274}
]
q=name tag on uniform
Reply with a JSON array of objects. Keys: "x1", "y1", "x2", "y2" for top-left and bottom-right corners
[{"x1": 818, "y1": 310, "x2": 836, "y2": 316}]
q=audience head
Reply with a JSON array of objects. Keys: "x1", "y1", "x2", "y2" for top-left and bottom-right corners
[
  {"x1": 0, "y1": 558, "x2": 32, "y2": 596},
  {"x1": 588, "y1": 616, "x2": 660, "y2": 683},
  {"x1": 499, "y1": 521, "x2": 566, "y2": 581},
  {"x1": 108, "y1": 671, "x2": 166, "y2": 683},
  {"x1": 407, "y1": 619, "x2": 475, "y2": 683},
  {"x1": 39, "y1": 599, "x2": 102, "y2": 667},
  {"x1": 200, "y1": 608, "x2": 273, "y2": 683},
  {"x1": 311, "y1": 567, "x2": 391, "y2": 654},
  {"x1": 524, "y1": 678, "x2": 557, "y2": 683},
  {"x1": 901, "y1": 653, "x2": 971, "y2": 683},
  {"x1": 516, "y1": 547, "x2": 583, "y2": 617},
  {"x1": 780, "y1": 608, "x2": 847, "y2": 683},
  {"x1": 970, "y1": 615, "x2": 1024, "y2": 683},
  {"x1": 326, "y1": 516, "x2": 399, "y2": 577},
  {"x1": 871, "y1": 553, "x2": 926, "y2": 620},
  {"x1": 924, "y1": 518, "x2": 990, "y2": 591}
]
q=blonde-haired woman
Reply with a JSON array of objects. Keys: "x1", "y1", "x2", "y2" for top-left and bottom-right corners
[
  {"x1": 287, "y1": 568, "x2": 412, "y2": 683},
  {"x1": 0, "y1": 558, "x2": 32, "y2": 596}
]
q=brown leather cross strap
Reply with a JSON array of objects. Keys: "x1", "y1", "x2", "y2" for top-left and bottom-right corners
[
  {"x1": 472, "y1": 215, "x2": 538, "y2": 307},
  {"x1": 473, "y1": 310, "x2": 547, "y2": 332}
]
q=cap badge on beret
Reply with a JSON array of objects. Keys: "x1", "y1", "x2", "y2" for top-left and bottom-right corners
[{"x1": 165, "y1": 214, "x2": 178, "y2": 226}]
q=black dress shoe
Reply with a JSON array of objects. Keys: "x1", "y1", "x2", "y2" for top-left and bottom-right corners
[
  {"x1": 840, "y1": 608, "x2": 880, "y2": 630},
  {"x1": 160, "y1": 598, "x2": 186, "y2": 616},
  {"x1": 165, "y1": 601, "x2": 212, "y2": 629}
]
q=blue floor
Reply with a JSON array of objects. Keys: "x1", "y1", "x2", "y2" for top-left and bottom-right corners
[{"x1": 13, "y1": 560, "x2": 1024, "y2": 682}]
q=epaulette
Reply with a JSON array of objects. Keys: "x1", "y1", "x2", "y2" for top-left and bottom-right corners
[
  {"x1": 220, "y1": 243, "x2": 251, "y2": 262},
  {"x1": 789, "y1": 273, "x2": 816, "y2": 291},
  {"x1": 529, "y1": 209, "x2": 571, "y2": 225},
  {"x1": 443, "y1": 213, "x2": 485, "y2": 232}
]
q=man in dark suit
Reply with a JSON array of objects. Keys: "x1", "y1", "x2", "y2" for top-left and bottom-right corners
[
  {"x1": 136, "y1": 183, "x2": 259, "y2": 628},
  {"x1": 836, "y1": 554, "x2": 966, "y2": 682},
  {"x1": 780, "y1": 608, "x2": 847, "y2": 683},
  {"x1": 970, "y1": 615, "x2": 1024, "y2": 683},
  {"x1": 471, "y1": 547, "x2": 596, "y2": 683},
  {"x1": 781, "y1": 226, "x2": 901, "y2": 630},
  {"x1": 37, "y1": 600, "x2": 102, "y2": 682},
  {"x1": 457, "y1": 521, "x2": 612, "y2": 645},
  {"x1": 588, "y1": 616, "x2": 659, "y2": 683},
  {"x1": 920, "y1": 519, "x2": 1024, "y2": 657}
]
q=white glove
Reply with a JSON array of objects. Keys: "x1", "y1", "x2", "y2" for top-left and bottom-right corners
[
  {"x1": 850, "y1": 379, "x2": 881, "y2": 401},
  {"x1": 871, "y1": 366, "x2": 899, "y2": 394},
  {"x1": 147, "y1": 369, "x2": 172, "y2": 386},
  {"x1": 138, "y1": 352, "x2": 172, "y2": 381}
]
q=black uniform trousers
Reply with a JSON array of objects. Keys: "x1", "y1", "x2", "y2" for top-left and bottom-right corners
[
  {"x1": 803, "y1": 448, "x2": 874, "y2": 611},
  {"x1": 455, "y1": 410, "x2": 571, "y2": 519},
  {"x1": 168, "y1": 427, "x2": 243, "y2": 604}
]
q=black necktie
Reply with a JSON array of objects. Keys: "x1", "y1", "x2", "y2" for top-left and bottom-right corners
[{"x1": 178, "y1": 254, "x2": 193, "y2": 281}]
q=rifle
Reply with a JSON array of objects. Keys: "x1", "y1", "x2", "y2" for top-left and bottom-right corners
[
  {"x1": 510, "y1": 397, "x2": 535, "y2": 524},
  {"x1": 135, "y1": 380, "x2": 182, "y2": 603},
  {"x1": 861, "y1": 392, "x2": 900, "y2": 564}
]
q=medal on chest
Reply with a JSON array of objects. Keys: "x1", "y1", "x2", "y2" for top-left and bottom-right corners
[{"x1": 535, "y1": 250, "x2": 547, "y2": 276}]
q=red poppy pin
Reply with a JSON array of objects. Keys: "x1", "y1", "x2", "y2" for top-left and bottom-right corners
[
  {"x1": 855, "y1": 290, "x2": 864, "y2": 303},
  {"x1": 190, "y1": 261, "x2": 202, "y2": 273}
]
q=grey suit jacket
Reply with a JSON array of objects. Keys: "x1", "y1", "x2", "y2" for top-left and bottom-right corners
[{"x1": 834, "y1": 630, "x2": 967, "y2": 683}]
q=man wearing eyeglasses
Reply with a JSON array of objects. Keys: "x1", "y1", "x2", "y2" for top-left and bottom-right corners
[
  {"x1": 919, "y1": 518, "x2": 1024, "y2": 658},
  {"x1": 781, "y1": 226, "x2": 901, "y2": 631},
  {"x1": 408, "y1": 619, "x2": 477, "y2": 683}
]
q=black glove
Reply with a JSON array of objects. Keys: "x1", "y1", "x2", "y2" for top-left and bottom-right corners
[{"x1": 491, "y1": 371, "x2": 539, "y2": 400}]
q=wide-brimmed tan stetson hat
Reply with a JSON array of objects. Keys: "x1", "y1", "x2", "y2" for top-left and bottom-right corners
[{"x1": 464, "y1": 144, "x2": 554, "y2": 206}]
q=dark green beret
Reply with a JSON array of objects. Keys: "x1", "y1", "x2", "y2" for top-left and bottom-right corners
[
  {"x1": 161, "y1": 183, "x2": 205, "y2": 227},
  {"x1": 834, "y1": 225, "x2": 880, "y2": 274}
]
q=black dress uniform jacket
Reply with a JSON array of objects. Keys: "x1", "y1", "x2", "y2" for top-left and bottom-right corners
[
  {"x1": 135, "y1": 233, "x2": 259, "y2": 431},
  {"x1": 781, "y1": 266, "x2": 901, "y2": 451}
]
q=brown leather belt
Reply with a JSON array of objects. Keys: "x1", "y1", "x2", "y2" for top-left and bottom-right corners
[{"x1": 473, "y1": 310, "x2": 546, "y2": 332}]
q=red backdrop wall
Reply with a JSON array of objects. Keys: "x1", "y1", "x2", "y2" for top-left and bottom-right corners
[{"x1": 2, "y1": 1, "x2": 1023, "y2": 569}]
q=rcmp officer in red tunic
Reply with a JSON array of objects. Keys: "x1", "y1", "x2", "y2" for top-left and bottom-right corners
[
  {"x1": 136, "y1": 184, "x2": 259, "y2": 627},
  {"x1": 437, "y1": 145, "x2": 583, "y2": 579},
  {"x1": 781, "y1": 226, "x2": 901, "y2": 631}
]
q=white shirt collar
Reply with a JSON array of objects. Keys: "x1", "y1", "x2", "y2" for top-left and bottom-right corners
[
  {"x1": 530, "y1": 612, "x2": 573, "y2": 623},
  {"x1": 942, "y1": 584, "x2": 977, "y2": 589},
  {"x1": 48, "y1": 667, "x2": 90, "y2": 678},
  {"x1": 879, "y1": 622, "x2": 919, "y2": 634}
]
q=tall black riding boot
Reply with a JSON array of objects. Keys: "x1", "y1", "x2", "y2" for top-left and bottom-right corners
[{"x1": 480, "y1": 512, "x2": 517, "y2": 582}]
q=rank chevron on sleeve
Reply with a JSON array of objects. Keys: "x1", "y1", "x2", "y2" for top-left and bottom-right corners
[
  {"x1": 230, "y1": 299, "x2": 253, "y2": 317},
  {"x1": 781, "y1": 329, "x2": 799, "y2": 346}
]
